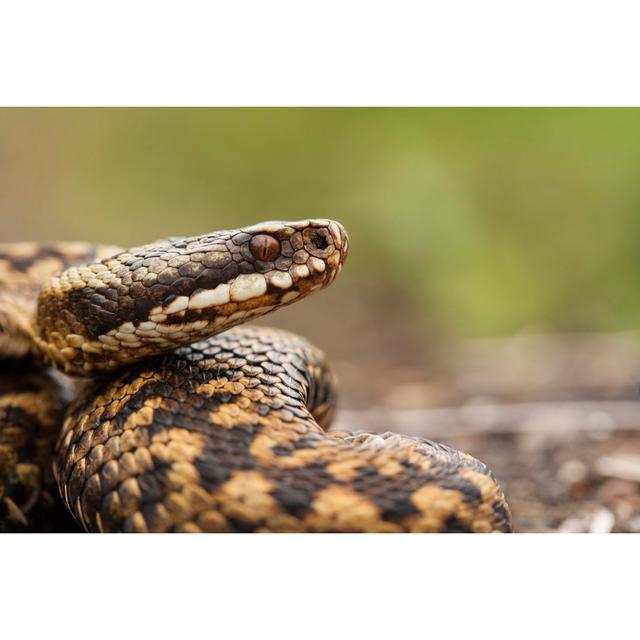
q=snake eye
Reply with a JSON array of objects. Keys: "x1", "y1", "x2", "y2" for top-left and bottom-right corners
[{"x1": 250, "y1": 234, "x2": 280, "y2": 262}]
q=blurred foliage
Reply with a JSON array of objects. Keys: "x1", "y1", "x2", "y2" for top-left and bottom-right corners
[{"x1": 2, "y1": 108, "x2": 640, "y2": 337}]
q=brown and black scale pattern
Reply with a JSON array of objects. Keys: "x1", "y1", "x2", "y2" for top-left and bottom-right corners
[{"x1": 55, "y1": 327, "x2": 512, "y2": 532}]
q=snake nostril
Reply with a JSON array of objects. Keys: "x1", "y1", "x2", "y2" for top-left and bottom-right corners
[
  {"x1": 249, "y1": 234, "x2": 280, "y2": 262},
  {"x1": 303, "y1": 227, "x2": 333, "y2": 254},
  {"x1": 309, "y1": 233, "x2": 329, "y2": 251}
]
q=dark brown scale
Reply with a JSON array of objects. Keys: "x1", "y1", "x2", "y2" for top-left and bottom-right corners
[
  {"x1": 201, "y1": 252, "x2": 231, "y2": 269},
  {"x1": 177, "y1": 262, "x2": 204, "y2": 278}
]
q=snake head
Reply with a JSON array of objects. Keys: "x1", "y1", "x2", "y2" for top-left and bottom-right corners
[{"x1": 35, "y1": 219, "x2": 349, "y2": 375}]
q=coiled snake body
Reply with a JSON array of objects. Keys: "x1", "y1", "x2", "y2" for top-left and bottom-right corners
[{"x1": 0, "y1": 219, "x2": 512, "y2": 532}]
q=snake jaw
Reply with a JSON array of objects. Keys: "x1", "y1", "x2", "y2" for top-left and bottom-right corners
[{"x1": 34, "y1": 219, "x2": 349, "y2": 375}]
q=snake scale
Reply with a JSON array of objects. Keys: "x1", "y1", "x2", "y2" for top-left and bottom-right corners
[{"x1": 0, "y1": 219, "x2": 512, "y2": 532}]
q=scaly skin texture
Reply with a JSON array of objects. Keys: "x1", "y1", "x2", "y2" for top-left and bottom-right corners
[
  {"x1": 0, "y1": 219, "x2": 513, "y2": 532},
  {"x1": 56, "y1": 327, "x2": 512, "y2": 532}
]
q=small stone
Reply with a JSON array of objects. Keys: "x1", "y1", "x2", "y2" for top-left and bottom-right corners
[{"x1": 589, "y1": 508, "x2": 615, "y2": 534}]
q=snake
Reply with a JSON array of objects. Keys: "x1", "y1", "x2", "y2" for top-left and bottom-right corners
[{"x1": 0, "y1": 219, "x2": 513, "y2": 532}]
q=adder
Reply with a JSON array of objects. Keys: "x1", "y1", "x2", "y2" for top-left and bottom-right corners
[{"x1": 0, "y1": 219, "x2": 512, "y2": 532}]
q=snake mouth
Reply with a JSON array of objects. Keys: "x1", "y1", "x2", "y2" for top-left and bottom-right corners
[{"x1": 35, "y1": 219, "x2": 349, "y2": 374}]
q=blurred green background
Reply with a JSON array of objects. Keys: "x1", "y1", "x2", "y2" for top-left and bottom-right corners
[{"x1": 2, "y1": 107, "x2": 640, "y2": 338}]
